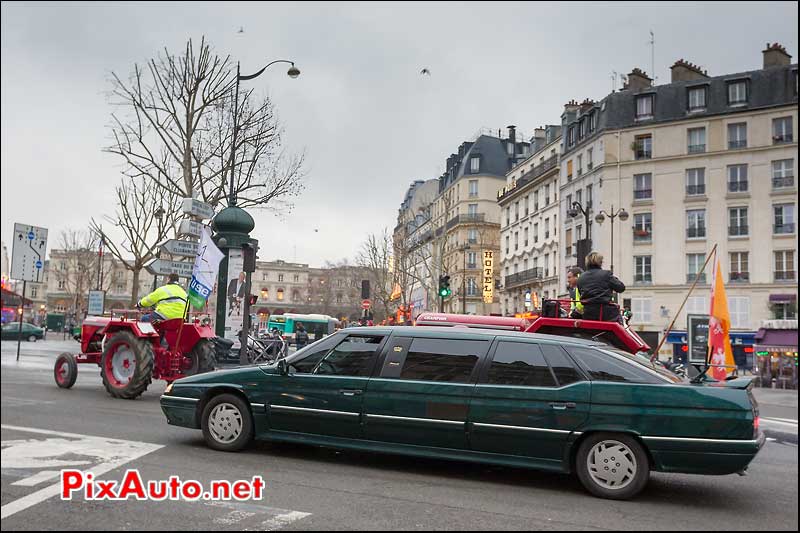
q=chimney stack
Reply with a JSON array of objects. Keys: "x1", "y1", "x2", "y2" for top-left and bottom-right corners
[
  {"x1": 533, "y1": 127, "x2": 546, "y2": 141},
  {"x1": 763, "y1": 42, "x2": 791, "y2": 68},
  {"x1": 507, "y1": 125, "x2": 516, "y2": 144},
  {"x1": 624, "y1": 68, "x2": 653, "y2": 91},
  {"x1": 563, "y1": 99, "x2": 580, "y2": 115},
  {"x1": 670, "y1": 59, "x2": 709, "y2": 83}
]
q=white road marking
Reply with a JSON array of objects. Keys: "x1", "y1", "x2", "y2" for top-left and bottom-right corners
[
  {"x1": 0, "y1": 424, "x2": 163, "y2": 520},
  {"x1": 762, "y1": 417, "x2": 798, "y2": 425},
  {"x1": 259, "y1": 510, "x2": 312, "y2": 530},
  {"x1": 205, "y1": 501, "x2": 311, "y2": 530},
  {"x1": 2, "y1": 397, "x2": 57, "y2": 407},
  {"x1": 11, "y1": 470, "x2": 60, "y2": 487}
]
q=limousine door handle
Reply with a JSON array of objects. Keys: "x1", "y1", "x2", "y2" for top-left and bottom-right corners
[
  {"x1": 550, "y1": 402, "x2": 576, "y2": 410},
  {"x1": 340, "y1": 389, "x2": 363, "y2": 397}
]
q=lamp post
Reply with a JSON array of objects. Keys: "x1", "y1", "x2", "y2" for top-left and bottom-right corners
[
  {"x1": 152, "y1": 206, "x2": 165, "y2": 292},
  {"x1": 227, "y1": 59, "x2": 300, "y2": 206},
  {"x1": 593, "y1": 205, "x2": 629, "y2": 274},
  {"x1": 462, "y1": 244, "x2": 471, "y2": 314}
]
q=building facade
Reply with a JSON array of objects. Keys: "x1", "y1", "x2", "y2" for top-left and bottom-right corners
[
  {"x1": 498, "y1": 125, "x2": 562, "y2": 315},
  {"x1": 559, "y1": 43, "x2": 798, "y2": 355},
  {"x1": 251, "y1": 260, "x2": 311, "y2": 325}
]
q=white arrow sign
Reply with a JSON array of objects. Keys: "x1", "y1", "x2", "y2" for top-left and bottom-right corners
[
  {"x1": 181, "y1": 198, "x2": 215, "y2": 220},
  {"x1": 145, "y1": 258, "x2": 193, "y2": 278},
  {"x1": 10, "y1": 223, "x2": 48, "y2": 283},
  {"x1": 160, "y1": 239, "x2": 199, "y2": 257},
  {"x1": 177, "y1": 219, "x2": 209, "y2": 238}
]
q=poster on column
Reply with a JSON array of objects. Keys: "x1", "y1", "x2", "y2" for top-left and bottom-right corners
[{"x1": 224, "y1": 248, "x2": 245, "y2": 349}]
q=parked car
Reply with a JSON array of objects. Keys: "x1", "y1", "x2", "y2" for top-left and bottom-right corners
[
  {"x1": 1, "y1": 322, "x2": 45, "y2": 342},
  {"x1": 160, "y1": 326, "x2": 764, "y2": 500}
]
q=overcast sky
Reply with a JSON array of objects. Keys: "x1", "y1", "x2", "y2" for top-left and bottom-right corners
[{"x1": 2, "y1": 1, "x2": 797, "y2": 267}]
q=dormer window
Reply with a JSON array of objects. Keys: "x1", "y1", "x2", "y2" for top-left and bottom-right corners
[
  {"x1": 470, "y1": 156, "x2": 480, "y2": 173},
  {"x1": 687, "y1": 86, "x2": 707, "y2": 111},
  {"x1": 727, "y1": 79, "x2": 748, "y2": 106},
  {"x1": 588, "y1": 112, "x2": 596, "y2": 132},
  {"x1": 636, "y1": 94, "x2": 654, "y2": 119}
]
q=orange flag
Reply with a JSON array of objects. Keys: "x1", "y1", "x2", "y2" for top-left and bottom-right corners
[{"x1": 708, "y1": 256, "x2": 736, "y2": 380}]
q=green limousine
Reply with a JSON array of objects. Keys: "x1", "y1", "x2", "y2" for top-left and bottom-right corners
[{"x1": 160, "y1": 326, "x2": 764, "y2": 499}]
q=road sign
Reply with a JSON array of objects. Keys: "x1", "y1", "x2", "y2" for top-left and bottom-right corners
[
  {"x1": 177, "y1": 219, "x2": 209, "y2": 237},
  {"x1": 160, "y1": 239, "x2": 199, "y2": 257},
  {"x1": 10, "y1": 223, "x2": 48, "y2": 282},
  {"x1": 687, "y1": 314, "x2": 710, "y2": 364},
  {"x1": 145, "y1": 258, "x2": 193, "y2": 278},
  {"x1": 181, "y1": 197, "x2": 215, "y2": 220},
  {"x1": 361, "y1": 299, "x2": 371, "y2": 310},
  {"x1": 87, "y1": 290, "x2": 105, "y2": 316}
]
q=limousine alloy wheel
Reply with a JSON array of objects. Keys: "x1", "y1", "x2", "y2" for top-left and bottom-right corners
[
  {"x1": 576, "y1": 433, "x2": 650, "y2": 500},
  {"x1": 201, "y1": 393, "x2": 254, "y2": 452}
]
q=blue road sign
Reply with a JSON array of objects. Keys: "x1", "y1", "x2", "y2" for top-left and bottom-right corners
[
  {"x1": 27, "y1": 231, "x2": 34, "y2": 241},
  {"x1": 35, "y1": 260, "x2": 43, "y2": 269}
]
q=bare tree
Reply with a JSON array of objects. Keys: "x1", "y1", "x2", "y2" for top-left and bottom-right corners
[
  {"x1": 357, "y1": 229, "x2": 395, "y2": 321},
  {"x1": 51, "y1": 230, "x2": 103, "y2": 318},
  {"x1": 90, "y1": 178, "x2": 181, "y2": 306},
  {"x1": 106, "y1": 36, "x2": 304, "y2": 211}
]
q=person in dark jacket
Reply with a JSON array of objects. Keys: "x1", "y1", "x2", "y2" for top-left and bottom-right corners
[
  {"x1": 576, "y1": 252, "x2": 625, "y2": 322},
  {"x1": 294, "y1": 323, "x2": 309, "y2": 349}
]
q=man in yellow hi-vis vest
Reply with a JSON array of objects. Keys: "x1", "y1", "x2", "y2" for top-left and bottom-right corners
[
  {"x1": 137, "y1": 273, "x2": 188, "y2": 321},
  {"x1": 567, "y1": 267, "x2": 584, "y2": 318}
]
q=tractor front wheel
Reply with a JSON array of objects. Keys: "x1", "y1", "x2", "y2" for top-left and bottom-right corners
[
  {"x1": 100, "y1": 331, "x2": 154, "y2": 400},
  {"x1": 184, "y1": 339, "x2": 216, "y2": 376},
  {"x1": 54, "y1": 353, "x2": 78, "y2": 389}
]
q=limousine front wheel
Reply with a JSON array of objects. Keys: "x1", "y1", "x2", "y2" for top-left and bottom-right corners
[
  {"x1": 576, "y1": 433, "x2": 650, "y2": 500},
  {"x1": 201, "y1": 394, "x2": 253, "y2": 452}
]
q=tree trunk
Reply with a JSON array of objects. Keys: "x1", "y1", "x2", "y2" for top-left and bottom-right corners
[{"x1": 130, "y1": 268, "x2": 141, "y2": 307}]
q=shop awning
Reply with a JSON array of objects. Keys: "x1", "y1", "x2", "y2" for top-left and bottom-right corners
[
  {"x1": 769, "y1": 294, "x2": 797, "y2": 303},
  {"x1": 754, "y1": 329, "x2": 798, "y2": 351}
]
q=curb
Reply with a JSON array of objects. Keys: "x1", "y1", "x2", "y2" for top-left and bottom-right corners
[{"x1": 762, "y1": 420, "x2": 798, "y2": 444}]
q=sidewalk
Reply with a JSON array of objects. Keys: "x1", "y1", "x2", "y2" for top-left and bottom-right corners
[{"x1": 753, "y1": 387, "x2": 798, "y2": 444}]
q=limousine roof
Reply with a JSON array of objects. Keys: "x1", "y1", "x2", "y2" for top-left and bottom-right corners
[{"x1": 341, "y1": 325, "x2": 602, "y2": 346}]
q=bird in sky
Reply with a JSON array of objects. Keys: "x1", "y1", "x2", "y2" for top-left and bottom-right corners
[
  {"x1": 237, "y1": 27, "x2": 244, "y2": 34},
  {"x1": 420, "y1": 68, "x2": 431, "y2": 76}
]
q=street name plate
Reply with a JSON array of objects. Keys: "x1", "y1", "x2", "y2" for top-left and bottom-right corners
[
  {"x1": 145, "y1": 258, "x2": 193, "y2": 278},
  {"x1": 160, "y1": 239, "x2": 199, "y2": 257},
  {"x1": 181, "y1": 198, "x2": 215, "y2": 220},
  {"x1": 177, "y1": 219, "x2": 209, "y2": 237}
]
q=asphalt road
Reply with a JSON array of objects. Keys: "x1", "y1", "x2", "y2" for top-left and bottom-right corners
[{"x1": 1, "y1": 339, "x2": 798, "y2": 531}]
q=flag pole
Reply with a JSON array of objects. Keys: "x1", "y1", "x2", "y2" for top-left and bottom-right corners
[
  {"x1": 173, "y1": 287, "x2": 192, "y2": 355},
  {"x1": 704, "y1": 245, "x2": 719, "y2": 370},
  {"x1": 650, "y1": 243, "x2": 718, "y2": 362}
]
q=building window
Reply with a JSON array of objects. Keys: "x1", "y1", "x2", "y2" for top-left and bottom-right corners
[
  {"x1": 729, "y1": 252, "x2": 749, "y2": 283},
  {"x1": 514, "y1": 231, "x2": 519, "y2": 250},
  {"x1": 727, "y1": 164, "x2": 748, "y2": 193},
  {"x1": 773, "y1": 117, "x2": 793, "y2": 144},
  {"x1": 544, "y1": 185, "x2": 550, "y2": 205},
  {"x1": 514, "y1": 202, "x2": 519, "y2": 221},
  {"x1": 635, "y1": 94, "x2": 654, "y2": 119},
  {"x1": 576, "y1": 189, "x2": 582, "y2": 206},
  {"x1": 687, "y1": 209, "x2": 706, "y2": 239},
  {"x1": 505, "y1": 235, "x2": 510, "y2": 254},
  {"x1": 587, "y1": 147, "x2": 594, "y2": 169},
  {"x1": 632, "y1": 298, "x2": 653, "y2": 323},
  {"x1": 277, "y1": 288, "x2": 284, "y2": 301},
  {"x1": 533, "y1": 223, "x2": 539, "y2": 243},
  {"x1": 687, "y1": 253, "x2": 706, "y2": 283},
  {"x1": 544, "y1": 218, "x2": 550, "y2": 239},
  {"x1": 728, "y1": 207, "x2": 748, "y2": 237},
  {"x1": 688, "y1": 86, "x2": 707, "y2": 111},
  {"x1": 774, "y1": 203, "x2": 796, "y2": 234},
  {"x1": 633, "y1": 213, "x2": 652, "y2": 242},
  {"x1": 687, "y1": 127, "x2": 706, "y2": 153},
  {"x1": 292, "y1": 290, "x2": 300, "y2": 301},
  {"x1": 467, "y1": 229, "x2": 478, "y2": 244},
  {"x1": 568, "y1": 127, "x2": 575, "y2": 147},
  {"x1": 470, "y1": 156, "x2": 480, "y2": 173},
  {"x1": 634, "y1": 134, "x2": 652, "y2": 159},
  {"x1": 467, "y1": 251, "x2": 477, "y2": 269},
  {"x1": 727, "y1": 80, "x2": 748, "y2": 105},
  {"x1": 686, "y1": 168, "x2": 705, "y2": 196},
  {"x1": 577, "y1": 154, "x2": 583, "y2": 176},
  {"x1": 58, "y1": 280, "x2": 66, "y2": 290},
  {"x1": 772, "y1": 159, "x2": 795, "y2": 189},
  {"x1": 523, "y1": 227, "x2": 529, "y2": 247},
  {"x1": 729, "y1": 297, "x2": 750, "y2": 329},
  {"x1": 278, "y1": 274, "x2": 284, "y2": 282},
  {"x1": 634, "y1": 256, "x2": 652, "y2": 283},
  {"x1": 466, "y1": 278, "x2": 478, "y2": 296},
  {"x1": 774, "y1": 250, "x2": 796, "y2": 281},
  {"x1": 589, "y1": 112, "x2": 596, "y2": 132},
  {"x1": 468, "y1": 203, "x2": 478, "y2": 217},
  {"x1": 31, "y1": 287, "x2": 38, "y2": 298},
  {"x1": 565, "y1": 228, "x2": 573, "y2": 257},
  {"x1": 116, "y1": 283, "x2": 125, "y2": 293},
  {"x1": 262, "y1": 288, "x2": 269, "y2": 299},
  {"x1": 544, "y1": 254, "x2": 550, "y2": 277},
  {"x1": 728, "y1": 122, "x2": 747, "y2": 149},
  {"x1": 262, "y1": 273, "x2": 268, "y2": 281},
  {"x1": 586, "y1": 184, "x2": 593, "y2": 207},
  {"x1": 469, "y1": 180, "x2": 478, "y2": 197},
  {"x1": 633, "y1": 173, "x2": 652, "y2": 200}
]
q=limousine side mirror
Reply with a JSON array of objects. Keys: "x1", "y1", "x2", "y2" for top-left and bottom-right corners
[{"x1": 277, "y1": 358, "x2": 289, "y2": 376}]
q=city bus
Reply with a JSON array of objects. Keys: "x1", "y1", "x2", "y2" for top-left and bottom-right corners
[{"x1": 266, "y1": 313, "x2": 339, "y2": 344}]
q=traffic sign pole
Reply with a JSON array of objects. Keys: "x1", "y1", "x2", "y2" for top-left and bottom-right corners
[{"x1": 16, "y1": 280, "x2": 26, "y2": 361}]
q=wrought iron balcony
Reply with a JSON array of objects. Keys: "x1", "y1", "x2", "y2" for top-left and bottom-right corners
[
  {"x1": 774, "y1": 223, "x2": 796, "y2": 234},
  {"x1": 729, "y1": 272, "x2": 750, "y2": 283},
  {"x1": 504, "y1": 267, "x2": 544, "y2": 288},
  {"x1": 686, "y1": 184, "x2": 705, "y2": 196},
  {"x1": 687, "y1": 273, "x2": 707, "y2": 284},
  {"x1": 729, "y1": 225, "x2": 749, "y2": 237},
  {"x1": 773, "y1": 176, "x2": 795, "y2": 189}
]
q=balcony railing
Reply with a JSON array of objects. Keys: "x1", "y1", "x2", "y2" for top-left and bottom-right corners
[
  {"x1": 635, "y1": 149, "x2": 652, "y2": 160},
  {"x1": 497, "y1": 156, "x2": 558, "y2": 201},
  {"x1": 729, "y1": 272, "x2": 750, "y2": 283},
  {"x1": 633, "y1": 228, "x2": 652, "y2": 242},
  {"x1": 634, "y1": 274, "x2": 652, "y2": 284},
  {"x1": 634, "y1": 189, "x2": 652, "y2": 201},
  {"x1": 687, "y1": 227, "x2": 706, "y2": 239},
  {"x1": 775, "y1": 270, "x2": 797, "y2": 281},
  {"x1": 504, "y1": 267, "x2": 544, "y2": 288},
  {"x1": 728, "y1": 181, "x2": 748, "y2": 193},
  {"x1": 688, "y1": 144, "x2": 706, "y2": 154},
  {"x1": 686, "y1": 184, "x2": 705, "y2": 196},
  {"x1": 448, "y1": 213, "x2": 486, "y2": 228},
  {"x1": 687, "y1": 273, "x2": 707, "y2": 284},
  {"x1": 773, "y1": 176, "x2": 795, "y2": 189},
  {"x1": 728, "y1": 139, "x2": 747, "y2": 149},
  {"x1": 729, "y1": 225, "x2": 749, "y2": 237},
  {"x1": 773, "y1": 133, "x2": 794, "y2": 144},
  {"x1": 774, "y1": 223, "x2": 796, "y2": 234}
]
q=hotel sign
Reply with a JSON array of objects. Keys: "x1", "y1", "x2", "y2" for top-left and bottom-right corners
[{"x1": 482, "y1": 250, "x2": 494, "y2": 303}]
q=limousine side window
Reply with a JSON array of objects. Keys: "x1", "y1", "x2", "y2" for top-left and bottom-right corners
[
  {"x1": 540, "y1": 344, "x2": 585, "y2": 386},
  {"x1": 290, "y1": 336, "x2": 341, "y2": 373},
  {"x1": 313, "y1": 335, "x2": 385, "y2": 377},
  {"x1": 398, "y1": 338, "x2": 487, "y2": 383},
  {"x1": 487, "y1": 342, "x2": 557, "y2": 387},
  {"x1": 565, "y1": 346, "x2": 664, "y2": 384}
]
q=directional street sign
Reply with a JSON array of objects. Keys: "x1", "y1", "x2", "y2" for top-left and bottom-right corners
[
  {"x1": 160, "y1": 239, "x2": 199, "y2": 257},
  {"x1": 177, "y1": 219, "x2": 210, "y2": 238},
  {"x1": 10, "y1": 223, "x2": 48, "y2": 282},
  {"x1": 145, "y1": 258, "x2": 193, "y2": 278},
  {"x1": 181, "y1": 198, "x2": 215, "y2": 220}
]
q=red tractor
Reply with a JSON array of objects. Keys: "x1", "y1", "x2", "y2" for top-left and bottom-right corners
[{"x1": 53, "y1": 311, "x2": 216, "y2": 399}]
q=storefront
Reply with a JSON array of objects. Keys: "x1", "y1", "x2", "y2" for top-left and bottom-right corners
[
  {"x1": 754, "y1": 320, "x2": 798, "y2": 389},
  {"x1": 667, "y1": 330, "x2": 757, "y2": 370}
]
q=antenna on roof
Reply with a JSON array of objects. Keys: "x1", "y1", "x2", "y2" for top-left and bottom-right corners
[
  {"x1": 649, "y1": 30, "x2": 656, "y2": 84},
  {"x1": 611, "y1": 70, "x2": 617, "y2": 92}
]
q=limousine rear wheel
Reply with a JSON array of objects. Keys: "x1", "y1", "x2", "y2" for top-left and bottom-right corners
[
  {"x1": 201, "y1": 394, "x2": 253, "y2": 452},
  {"x1": 576, "y1": 433, "x2": 650, "y2": 500}
]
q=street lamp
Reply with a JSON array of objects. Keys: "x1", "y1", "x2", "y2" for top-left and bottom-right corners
[
  {"x1": 567, "y1": 200, "x2": 594, "y2": 270},
  {"x1": 462, "y1": 244, "x2": 471, "y2": 314},
  {"x1": 227, "y1": 59, "x2": 300, "y2": 206},
  {"x1": 593, "y1": 205, "x2": 629, "y2": 274}
]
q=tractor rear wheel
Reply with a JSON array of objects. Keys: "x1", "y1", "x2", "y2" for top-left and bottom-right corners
[
  {"x1": 100, "y1": 331, "x2": 154, "y2": 400},
  {"x1": 54, "y1": 353, "x2": 78, "y2": 389},
  {"x1": 185, "y1": 339, "x2": 216, "y2": 376}
]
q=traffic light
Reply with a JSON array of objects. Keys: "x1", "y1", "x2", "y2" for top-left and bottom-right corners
[{"x1": 438, "y1": 275, "x2": 452, "y2": 297}]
